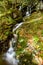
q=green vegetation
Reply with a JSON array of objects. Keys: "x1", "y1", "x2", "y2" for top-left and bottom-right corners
[
  {"x1": 15, "y1": 11, "x2": 43, "y2": 65},
  {"x1": 0, "y1": 0, "x2": 43, "y2": 65}
]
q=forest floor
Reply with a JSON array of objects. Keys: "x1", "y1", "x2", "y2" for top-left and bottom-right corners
[{"x1": 16, "y1": 11, "x2": 43, "y2": 65}]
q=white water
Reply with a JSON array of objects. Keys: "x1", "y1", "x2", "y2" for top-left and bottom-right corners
[
  {"x1": 26, "y1": 7, "x2": 30, "y2": 16},
  {"x1": 3, "y1": 35, "x2": 19, "y2": 65},
  {"x1": 26, "y1": 11, "x2": 30, "y2": 16},
  {"x1": 13, "y1": 22, "x2": 23, "y2": 32},
  {"x1": 19, "y1": 6, "x2": 22, "y2": 11},
  {"x1": 3, "y1": 23, "x2": 23, "y2": 65}
]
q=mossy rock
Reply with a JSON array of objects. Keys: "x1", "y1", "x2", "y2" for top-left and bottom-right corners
[{"x1": 0, "y1": 16, "x2": 16, "y2": 42}]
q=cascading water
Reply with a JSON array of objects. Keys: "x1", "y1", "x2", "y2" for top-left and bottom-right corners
[
  {"x1": 26, "y1": 7, "x2": 30, "y2": 16},
  {"x1": 13, "y1": 22, "x2": 23, "y2": 32},
  {"x1": 19, "y1": 6, "x2": 22, "y2": 11},
  {"x1": 3, "y1": 23, "x2": 23, "y2": 65},
  {"x1": 3, "y1": 34, "x2": 19, "y2": 65}
]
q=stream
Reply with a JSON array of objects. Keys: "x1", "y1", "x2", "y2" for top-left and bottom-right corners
[
  {"x1": 0, "y1": 22, "x2": 23, "y2": 65},
  {"x1": 0, "y1": 7, "x2": 31, "y2": 65}
]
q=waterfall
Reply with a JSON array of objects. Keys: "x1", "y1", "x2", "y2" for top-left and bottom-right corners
[
  {"x1": 13, "y1": 22, "x2": 23, "y2": 32},
  {"x1": 3, "y1": 34, "x2": 19, "y2": 65},
  {"x1": 19, "y1": 6, "x2": 22, "y2": 11},
  {"x1": 26, "y1": 7, "x2": 30, "y2": 16},
  {"x1": 3, "y1": 22, "x2": 23, "y2": 65}
]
